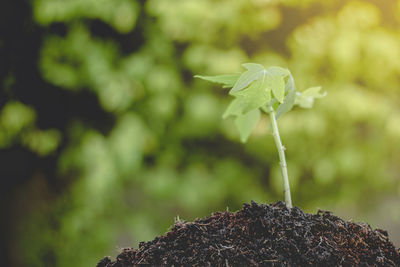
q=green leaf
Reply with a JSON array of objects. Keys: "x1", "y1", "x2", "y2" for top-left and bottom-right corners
[
  {"x1": 234, "y1": 108, "x2": 261, "y2": 143},
  {"x1": 222, "y1": 98, "x2": 244, "y2": 119},
  {"x1": 234, "y1": 77, "x2": 271, "y2": 113},
  {"x1": 194, "y1": 74, "x2": 240, "y2": 88},
  {"x1": 242, "y1": 63, "x2": 264, "y2": 72},
  {"x1": 230, "y1": 66, "x2": 265, "y2": 93},
  {"x1": 267, "y1": 66, "x2": 290, "y2": 77},
  {"x1": 295, "y1": 86, "x2": 326, "y2": 108},
  {"x1": 302, "y1": 86, "x2": 325, "y2": 97},
  {"x1": 223, "y1": 74, "x2": 271, "y2": 118},
  {"x1": 276, "y1": 74, "x2": 297, "y2": 119},
  {"x1": 268, "y1": 74, "x2": 285, "y2": 103}
]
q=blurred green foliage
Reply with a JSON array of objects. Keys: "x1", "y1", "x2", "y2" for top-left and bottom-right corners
[
  {"x1": 0, "y1": 101, "x2": 61, "y2": 155},
  {"x1": 3, "y1": 0, "x2": 400, "y2": 266}
]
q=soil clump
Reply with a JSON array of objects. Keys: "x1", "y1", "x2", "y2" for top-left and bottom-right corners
[{"x1": 97, "y1": 201, "x2": 400, "y2": 266}]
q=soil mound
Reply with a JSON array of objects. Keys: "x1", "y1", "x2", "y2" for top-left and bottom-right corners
[{"x1": 97, "y1": 201, "x2": 400, "y2": 266}]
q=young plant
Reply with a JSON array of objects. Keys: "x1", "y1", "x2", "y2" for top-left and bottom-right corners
[{"x1": 195, "y1": 63, "x2": 325, "y2": 208}]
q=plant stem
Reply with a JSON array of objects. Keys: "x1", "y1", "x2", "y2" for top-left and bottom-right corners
[{"x1": 267, "y1": 105, "x2": 293, "y2": 209}]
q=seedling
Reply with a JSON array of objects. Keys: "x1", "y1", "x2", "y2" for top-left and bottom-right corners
[{"x1": 195, "y1": 63, "x2": 325, "y2": 208}]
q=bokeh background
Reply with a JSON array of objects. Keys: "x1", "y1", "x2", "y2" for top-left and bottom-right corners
[{"x1": 1, "y1": 0, "x2": 400, "y2": 266}]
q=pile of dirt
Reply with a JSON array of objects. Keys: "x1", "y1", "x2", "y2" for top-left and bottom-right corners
[{"x1": 97, "y1": 201, "x2": 400, "y2": 266}]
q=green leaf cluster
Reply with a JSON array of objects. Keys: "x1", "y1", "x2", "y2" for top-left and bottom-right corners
[
  {"x1": 196, "y1": 63, "x2": 324, "y2": 142},
  {"x1": 295, "y1": 87, "x2": 326, "y2": 108}
]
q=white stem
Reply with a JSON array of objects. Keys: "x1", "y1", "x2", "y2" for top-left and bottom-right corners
[{"x1": 268, "y1": 106, "x2": 293, "y2": 208}]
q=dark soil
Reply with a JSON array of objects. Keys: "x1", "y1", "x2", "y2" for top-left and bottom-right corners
[{"x1": 97, "y1": 201, "x2": 400, "y2": 266}]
